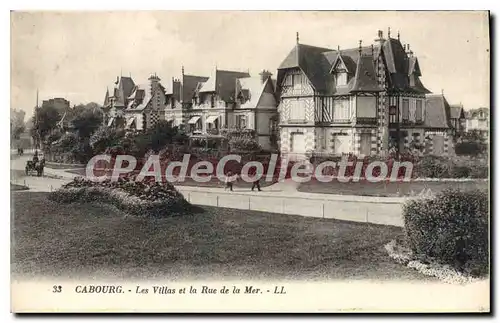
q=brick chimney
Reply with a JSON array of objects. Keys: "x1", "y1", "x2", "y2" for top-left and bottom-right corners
[
  {"x1": 259, "y1": 69, "x2": 272, "y2": 84},
  {"x1": 148, "y1": 73, "x2": 161, "y2": 92},
  {"x1": 375, "y1": 30, "x2": 385, "y2": 43}
]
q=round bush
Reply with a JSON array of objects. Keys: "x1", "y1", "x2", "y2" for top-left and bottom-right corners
[{"x1": 402, "y1": 189, "x2": 489, "y2": 276}]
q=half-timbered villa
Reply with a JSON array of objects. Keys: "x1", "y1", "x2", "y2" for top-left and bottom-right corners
[{"x1": 276, "y1": 29, "x2": 455, "y2": 158}]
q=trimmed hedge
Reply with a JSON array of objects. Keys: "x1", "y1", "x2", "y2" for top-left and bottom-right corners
[
  {"x1": 402, "y1": 189, "x2": 489, "y2": 277},
  {"x1": 48, "y1": 176, "x2": 193, "y2": 218}
]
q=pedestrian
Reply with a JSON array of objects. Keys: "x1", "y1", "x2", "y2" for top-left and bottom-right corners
[
  {"x1": 225, "y1": 171, "x2": 234, "y2": 192},
  {"x1": 251, "y1": 178, "x2": 261, "y2": 191}
]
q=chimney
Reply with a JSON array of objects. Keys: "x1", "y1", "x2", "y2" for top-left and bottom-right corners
[
  {"x1": 375, "y1": 30, "x2": 384, "y2": 43},
  {"x1": 259, "y1": 69, "x2": 273, "y2": 84}
]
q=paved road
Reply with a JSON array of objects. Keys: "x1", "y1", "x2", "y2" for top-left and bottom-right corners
[{"x1": 11, "y1": 155, "x2": 70, "y2": 192}]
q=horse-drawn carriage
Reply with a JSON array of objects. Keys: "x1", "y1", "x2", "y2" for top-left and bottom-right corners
[{"x1": 25, "y1": 155, "x2": 45, "y2": 177}]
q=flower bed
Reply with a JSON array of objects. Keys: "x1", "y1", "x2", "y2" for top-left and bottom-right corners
[
  {"x1": 385, "y1": 240, "x2": 479, "y2": 285},
  {"x1": 48, "y1": 176, "x2": 193, "y2": 217}
]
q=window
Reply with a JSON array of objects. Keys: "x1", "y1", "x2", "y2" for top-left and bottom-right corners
[
  {"x1": 236, "y1": 115, "x2": 247, "y2": 129},
  {"x1": 292, "y1": 74, "x2": 301, "y2": 91},
  {"x1": 415, "y1": 100, "x2": 422, "y2": 122},
  {"x1": 389, "y1": 106, "x2": 397, "y2": 124},
  {"x1": 402, "y1": 99, "x2": 409, "y2": 121},
  {"x1": 210, "y1": 95, "x2": 215, "y2": 108},
  {"x1": 289, "y1": 100, "x2": 305, "y2": 120},
  {"x1": 336, "y1": 72, "x2": 348, "y2": 86},
  {"x1": 333, "y1": 99, "x2": 349, "y2": 121}
]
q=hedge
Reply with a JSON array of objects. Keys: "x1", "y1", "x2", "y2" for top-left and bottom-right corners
[{"x1": 402, "y1": 189, "x2": 489, "y2": 277}]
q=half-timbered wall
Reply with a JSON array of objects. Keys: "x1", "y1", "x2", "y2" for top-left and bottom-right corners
[
  {"x1": 279, "y1": 97, "x2": 314, "y2": 124},
  {"x1": 280, "y1": 69, "x2": 314, "y2": 97}
]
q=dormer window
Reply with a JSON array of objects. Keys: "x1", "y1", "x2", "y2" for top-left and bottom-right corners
[{"x1": 336, "y1": 71, "x2": 348, "y2": 87}]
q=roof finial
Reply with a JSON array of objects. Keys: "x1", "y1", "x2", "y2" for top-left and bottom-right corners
[
  {"x1": 441, "y1": 88, "x2": 444, "y2": 95},
  {"x1": 337, "y1": 45, "x2": 340, "y2": 51},
  {"x1": 181, "y1": 66, "x2": 184, "y2": 76},
  {"x1": 296, "y1": 32, "x2": 299, "y2": 44},
  {"x1": 371, "y1": 44, "x2": 374, "y2": 55},
  {"x1": 358, "y1": 40, "x2": 362, "y2": 55},
  {"x1": 397, "y1": 30, "x2": 400, "y2": 41},
  {"x1": 388, "y1": 27, "x2": 391, "y2": 38}
]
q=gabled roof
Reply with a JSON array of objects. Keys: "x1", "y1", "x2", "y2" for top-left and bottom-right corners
[
  {"x1": 182, "y1": 74, "x2": 209, "y2": 103},
  {"x1": 278, "y1": 43, "x2": 336, "y2": 91},
  {"x1": 449, "y1": 104, "x2": 465, "y2": 119},
  {"x1": 104, "y1": 76, "x2": 136, "y2": 108},
  {"x1": 236, "y1": 76, "x2": 276, "y2": 109},
  {"x1": 425, "y1": 94, "x2": 452, "y2": 129},
  {"x1": 199, "y1": 69, "x2": 250, "y2": 102},
  {"x1": 127, "y1": 83, "x2": 152, "y2": 111}
]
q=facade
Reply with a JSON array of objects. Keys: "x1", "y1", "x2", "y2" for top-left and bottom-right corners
[
  {"x1": 465, "y1": 107, "x2": 489, "y2": 138},
  {"x1": 276, "y1": 30, "x2": 456, "y2": 158},
  {"x1": 165, "y1": 67, "x2": 280, "y2": 151},
  {"x1": 103, "y1": 74, "x2": 168, "y2": 131}
]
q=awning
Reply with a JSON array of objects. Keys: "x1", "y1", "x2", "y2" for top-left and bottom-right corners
[
  {"x1": 188, "y1": 116, "x2": 201, "y2": 124},
  {"x1": 107, "y1": 117, "x2": 115, "y2": 127},
  {"x1": 126, "y1": 117, "x2": 136, "y2": 128},
  {"x1": 205, "y1": 115, "x2": 219, "y2": 124}
]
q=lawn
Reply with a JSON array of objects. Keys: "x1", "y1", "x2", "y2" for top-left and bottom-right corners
[
  {"x1": 298, "y1": 179, "x2": 488, "y2": 197},
  {"x1": 11, "y1": 191, "x2": 434, "y2": 281}
]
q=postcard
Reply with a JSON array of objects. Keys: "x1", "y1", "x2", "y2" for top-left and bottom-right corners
[{"x1": 10, "y1": 10, "x2": 490, "y2": 313}]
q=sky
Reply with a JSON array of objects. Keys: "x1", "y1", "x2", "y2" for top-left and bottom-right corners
[{"x1": 10, "y1": 11, "x2": 490, "y2": 116}]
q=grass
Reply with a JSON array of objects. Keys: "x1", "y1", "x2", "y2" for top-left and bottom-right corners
[
  {"x1": 298, "y1": 179, "x2": 489, "y2": 197},
  {"x1": 11, "y1": 191, "x2": 435, "y2": 281}
]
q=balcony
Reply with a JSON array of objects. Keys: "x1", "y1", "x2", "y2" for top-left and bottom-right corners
[{"x1": 355, "y1": 117, "x2": 377, "y2": 125}]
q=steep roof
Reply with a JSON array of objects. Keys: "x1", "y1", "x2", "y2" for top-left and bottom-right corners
[
  {"x1": 104, "y1": 76, "x2": 136, "y2": 108},
  {"x1": 278, "y1": 43, "x2": 336, "y2": 92},
  {"x1": 449, "y1": 104, "x2": 465, "y2": 119},
  {"x1": 425, "y1": 94, "x2": 452, "y2": 129},
  {"x1": 236, "y1": 76, "x2": 276, "y2": 109},
  {"x1": 277, "y1": 37, "x2": 430, "y2": 95},
  {"x1": 350, "y1": 55, "x2": 384, "y2": 92},
  {"x1": 126, "y1": 83, "x2": 152, "y2": 111},
  {"x1": 199, "y1": 69, "x2": 250, "y2": 102},
  {"x1": 182, "y1": 74, "x2": 209, "y2": 103}
]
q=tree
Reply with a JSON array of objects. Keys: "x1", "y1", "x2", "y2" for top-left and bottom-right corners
[
  {"x1": 70, "y1": 108, "x2": 102, "y2": 139},
  {"x1": 10, "y1": 109, "x2": 26, "y2": 140},
  {"x1": 31, "y1": 105, "x2": 61, "y2": 146},
  {"x1": 89, "y1": 126, "x2": 125, "y2": 154}
]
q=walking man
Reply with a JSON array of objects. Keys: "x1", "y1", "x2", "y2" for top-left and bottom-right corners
[
  {"x1": 251, "y1": 178, "x2": 261, "y2": 191},
  {"x1": 225, "y1": 171, "x2": 234, "y2": 192}
]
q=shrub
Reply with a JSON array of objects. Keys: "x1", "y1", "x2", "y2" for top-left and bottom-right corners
[
  {"x1": 402, "y1": 189, "x2": 489, "y2": 277},
  {"x1": 455, "y1": 141, "x2": 487, "y2": 157},
  {"x1": 48, "y1": 176, "x2": 193, "y2": 218},
  {"x1": 414, "y1": 155, "x2": 450, "y2": 178}
]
